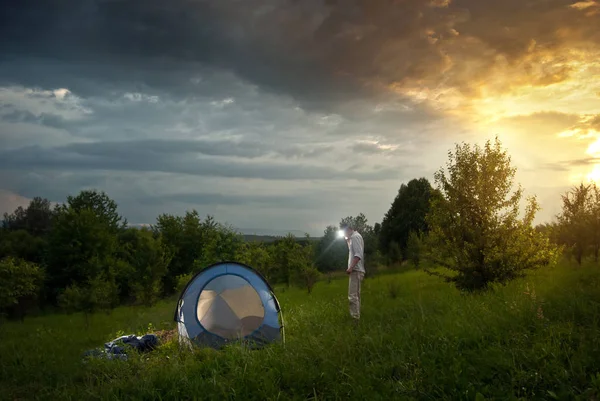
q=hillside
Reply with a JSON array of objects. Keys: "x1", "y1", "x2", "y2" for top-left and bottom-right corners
[{"x1": 2, "y1": 263, "x2": 600, "y2": 400}]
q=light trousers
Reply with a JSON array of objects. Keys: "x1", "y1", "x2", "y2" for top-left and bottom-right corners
[{"x1": 348, "y1": 271, "x2": 364, "y2": 319}]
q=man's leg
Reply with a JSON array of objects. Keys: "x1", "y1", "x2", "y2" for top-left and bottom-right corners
[{"x1": 348, "y1": 271, "x2": 363, "y2": 320}]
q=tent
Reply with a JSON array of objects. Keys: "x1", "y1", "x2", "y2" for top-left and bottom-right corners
[{"x1": 174, "y1": 261, "x2": 284, "y2": 349}]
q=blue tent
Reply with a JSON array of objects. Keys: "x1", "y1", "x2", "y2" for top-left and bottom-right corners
[{"x1": 174, "y1": 261, "x2": 284, "y2": 349}]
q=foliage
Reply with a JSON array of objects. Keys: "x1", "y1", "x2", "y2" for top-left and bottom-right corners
[
  {"x1": 0, "y1": 257, "x2": 44, "y2": 316},
  {"x1": 2, "y1": 197, "x2": 55, "y2": 236},
  {"x1": 405, "y1": 231, "x2": 424, "y2": 268},
  {"x1": 426, "y1": 137, "x2": 560, "y2": 291},
  {"x1": 235, "y1": 242, "x2": 275, "y2": 282},
  {"x1": 58, "y1": 271, "x2": 119, "y2": 319},
  {"x1": 556, "y1": 183, "x2": 600, "y2": 264},
  {"x1": 153, "y1": 211, "x2": 243, "y2": 294},
  {"x1": 118, "y1": 228, "x2": 172, "y2": 306},
  {"x1": 0, "y1": 229, "x2": 47, "y2": 264},
  {"x1": 291, "y1": 234, "x2": 320, "y2": 293},
  {"x1": 387, "y1": 241, "x2": 402, "y2": 264},
  {"x1": 193, "y1": 216, "x2": 244, "y2": 269},
  {"x1": 63, "y1": 190, "x2": 126, "y2": 231},
  {"x1": 379, "y1": 178, "x2": 439, "y2": 257},
  {"x1": 46, "y1": 206, "x2": 120, "y2": 302}
]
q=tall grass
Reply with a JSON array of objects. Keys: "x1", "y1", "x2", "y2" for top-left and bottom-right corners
[{"x1": 2, "y1": 263, "x2": 600, "y2": 400}]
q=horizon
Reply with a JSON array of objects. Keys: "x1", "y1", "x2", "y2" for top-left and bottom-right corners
[{"x1": 1, "y1": 0, "x2": 599, "y2": 236}]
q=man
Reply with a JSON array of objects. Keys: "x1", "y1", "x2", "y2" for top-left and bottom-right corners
[{"x1": 341, "y1": 222, "x2": 365, "y2": 322}]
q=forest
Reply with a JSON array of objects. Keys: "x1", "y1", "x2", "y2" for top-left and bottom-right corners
[{"x1": 1, "y1": 137, "x2": 595, "y2": 322}]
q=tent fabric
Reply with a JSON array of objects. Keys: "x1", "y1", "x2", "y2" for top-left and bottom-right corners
[{"x1": 175, "y1": 261, "x2": 283, "y2": 349}]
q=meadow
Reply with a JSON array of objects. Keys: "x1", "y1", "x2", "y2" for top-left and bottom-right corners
[{"x1": 2, "y1": 262, "x2": 600, "y2": 401}]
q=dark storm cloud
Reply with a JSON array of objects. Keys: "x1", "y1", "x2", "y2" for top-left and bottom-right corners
[
  {"x1": 0, "y1": 109, "x2": 70, "y2": 130},
  {"x1": 149, "y1": 191, "x2": 330, "y2": 209},
  {"x1": 62, "y1": 139, "x2": 333, "y2": 160},
  {"x1": 3, "y1": 0, "x2": 596, "y2": 108},
  {"x1": 0, "y1": 142, "x2": 400, "y2": 181}
]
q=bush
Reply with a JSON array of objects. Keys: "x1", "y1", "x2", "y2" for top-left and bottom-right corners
[
  {"x1": 0, "y1": 257, "x2": 44, "y2": 320},
  {"x1": 294, "y1": 265, "x2": 321, "y2": 294},
  {"x1": 405, "y1": 231, "x2": 424, "y2": 268},
  {"x1": 426, "y1": 137, "x2": 560, "y2": 291}
]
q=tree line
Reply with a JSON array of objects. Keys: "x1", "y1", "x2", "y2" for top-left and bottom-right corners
[{"x1": 0, "y1": 136, "x2": 595, "y2": 321}]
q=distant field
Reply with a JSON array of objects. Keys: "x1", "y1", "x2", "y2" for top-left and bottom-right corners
[{"x1": 2, "y1": 263, "x2": 600, "y2": 400}]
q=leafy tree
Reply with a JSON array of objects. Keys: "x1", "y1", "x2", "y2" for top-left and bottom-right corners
[
  {"x1": 387, "y1": 241, "x2": 402, "y2": 264},
  {"x1": 0, "y1": 229, "x2": 47, "y2": 264},
  {"x1": 340, "y1": 213, "x2": 373, "y2": 236},
  {"x1": 235, "y1": 242, "x2": 274, "y2": 282},
  {"x1": 291, "y1": 234, "x2": 320, "y2": 293},
  {"x1": 193, "y1": 216, "x2": 244, "y2": 269},
  {"x1": 272, "y1": 234, "x2": 301, "y2": 287},
  {"x1": 426, "y1": 137, "x2": 559, "y2": 291},
  {"x1": 0, "y1": 257, "x2": 44, "y2": 320},
  {"x1": 154, "y1": 211, "x2": 244, "y2": 294},
  {"x1": 46, "y1": 192, "x2": 122, "y2": 304},
  {"x1": 556, "y1": 183, "x2": 595, "y2": 265},
  {"x1": 2, "y1": 197, "x2": 55, "y2": 236},
  {"x1": 379, "y1": 178, "x2": 439, "y2": 257},
  {"x1": 118, "y1": 228, "x2": 172, "y2": 306},
  {"x1": 405, "y1": 231, "x2": 424, "y2": 268},
  {"x1": 154, "y1": 211, "x2": 202, "y2": 294},
  {"x1": 64, "y1": 190, "x2": 126, "y2": 231},
  {"x1": 58, "y1": 272, "x2": 119, "y2": 324}
]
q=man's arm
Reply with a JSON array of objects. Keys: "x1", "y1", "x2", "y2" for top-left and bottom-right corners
[{"x1": 346, "y1": 256, "x2": 361, "y2": 273}]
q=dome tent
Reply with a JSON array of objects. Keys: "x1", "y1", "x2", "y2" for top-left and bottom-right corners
[{"x1": 174, "y1": 261, "x2": 284, "y2": 349}]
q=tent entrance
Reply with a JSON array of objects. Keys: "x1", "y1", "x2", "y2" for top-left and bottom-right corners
[{"x1": 197, "y1": 275, "x2": 265, "y2": 339}]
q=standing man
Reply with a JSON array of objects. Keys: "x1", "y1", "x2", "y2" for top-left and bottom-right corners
[{"x1": 341, "y1": 222, "x2": 365, "y2": 322}]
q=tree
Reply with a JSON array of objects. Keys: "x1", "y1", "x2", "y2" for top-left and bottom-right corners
[
  {"x1": 405, "y1": 231, "x2": 424, "y2": 268},
  {"x1": 118, "y1": 228, "x2": 172, "y2": 306},
  {"x1": 0, "y1": 229, "x2": 47, "y2": 264},
  {"x1": 2, "y1": 197, "x2": 55, "y2": 236},
  {"x1": 556, "y1": 183, "x2": 595, "y2": 265},
  {"x1": 153, "y1": 211, "x2": 202, "y2": 294},
  {"x1": 379, "y1": 178, "x2": 439, "y2": 257},
  {"x1": 426, "y1": 137, "x2": 559, "y2": 291},
  {"x1": 58, "y1": 272, "x2": 119, "y2": 325},
  {"x1": 0, "y1": 257, "x2": 44, "y2": 321},
  {"x1": 64, "y1": 190, "x2": 126, "y2": 231},
  {"x1": 193, "y1": 216, "x2": 244, "y2": 269},
  {"x1": 340, "y1": 213, "x2": 373, "y2": 236},
  {"x1": 235, "y1": 242, "x2": 274, "y2": 282},
  {"x1": 291, "y1": 234, "x2": 321, "y2": 293},
  {"x1": 153, "y1": 211, "x2": 245, "y2": 294},
  {"x1": 46, "y1": 191, "x2": 123, "y2": 304},
  {"x1": 272, "y1": 234, "x2": 300, "y2": 287}
]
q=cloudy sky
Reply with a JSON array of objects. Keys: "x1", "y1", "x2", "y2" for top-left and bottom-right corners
[{"x1": 1, "y1": 0, "x2": 599, "y2": 235}]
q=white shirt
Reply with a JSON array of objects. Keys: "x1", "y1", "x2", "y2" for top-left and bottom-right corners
[{"x1": 347, "y1": 231, "x2": 365, "y2": 273}]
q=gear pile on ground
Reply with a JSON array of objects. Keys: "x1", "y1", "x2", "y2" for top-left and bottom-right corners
[{"x1": 83, "y1": 334, "x2": 159, "y2": 361}]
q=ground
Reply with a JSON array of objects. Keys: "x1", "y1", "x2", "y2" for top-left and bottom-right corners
[{"x1": 1, "y1": 262, "x2": 600, "y2": 400}]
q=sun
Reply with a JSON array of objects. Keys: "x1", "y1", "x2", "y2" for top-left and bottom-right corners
[{"x1": 586, "y1": 165, "x2": 600, "y2": 183}]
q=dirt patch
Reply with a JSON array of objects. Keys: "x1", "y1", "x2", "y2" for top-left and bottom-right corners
[{"x1": 154, "y1": 329, "x2": 177, "y2": 344}]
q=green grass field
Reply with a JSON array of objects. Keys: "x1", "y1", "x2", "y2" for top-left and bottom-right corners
[{"x1": 2, "y1": 263, "x2": 600, "y2": 400}]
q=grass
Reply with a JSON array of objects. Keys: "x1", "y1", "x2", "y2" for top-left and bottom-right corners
[{"x1": 2, "y1": 263, "x2": 600, "y2": 400}]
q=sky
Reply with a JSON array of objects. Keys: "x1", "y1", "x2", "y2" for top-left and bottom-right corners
[{"x1": 1, "y1": 0, "x2": 599, "y2": 236}]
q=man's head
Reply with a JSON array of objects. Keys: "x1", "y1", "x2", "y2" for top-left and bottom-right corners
[{"x1": 340, "y1": 223, "x2": 354, "y2": 238}]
